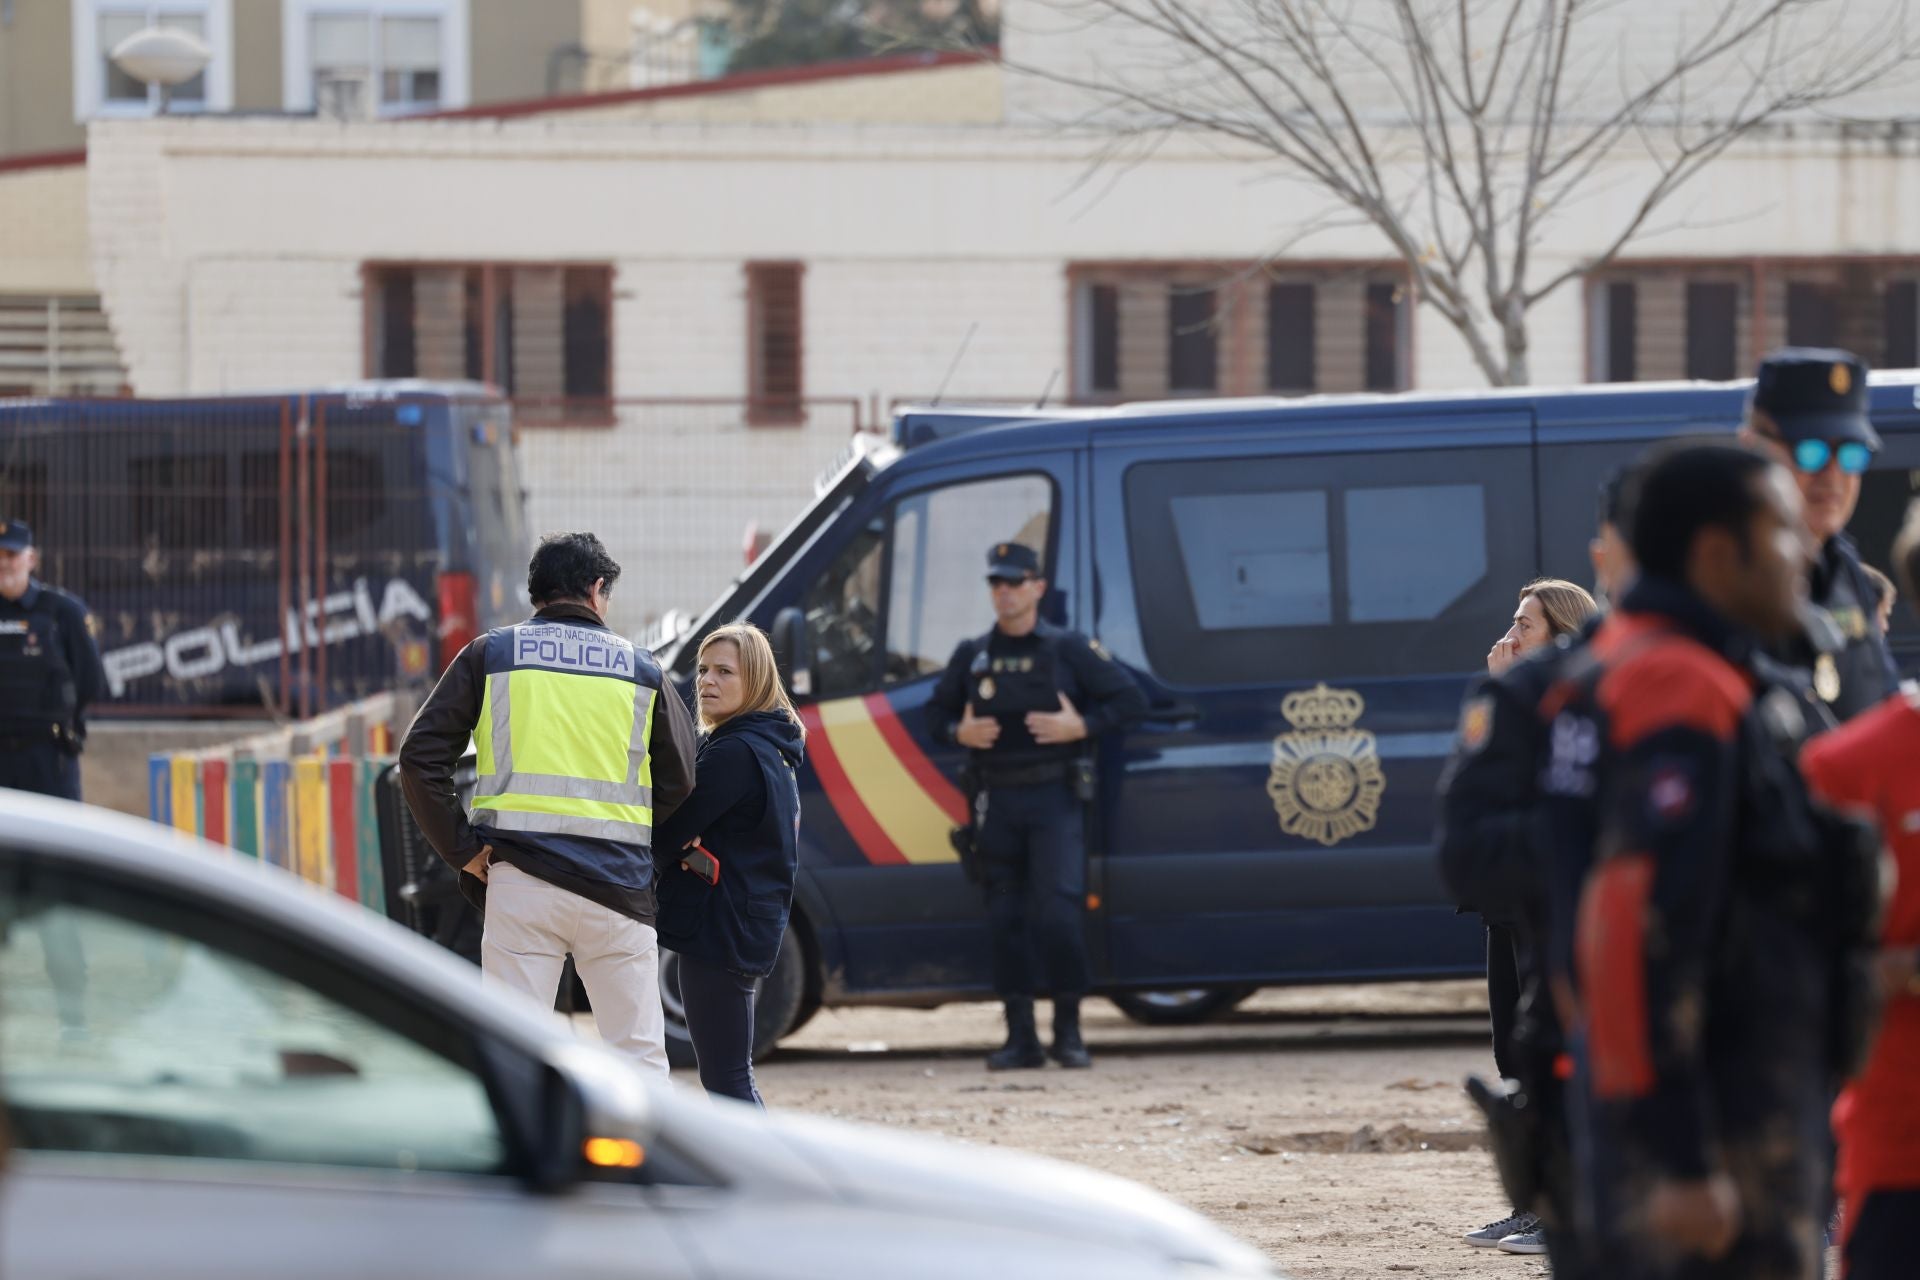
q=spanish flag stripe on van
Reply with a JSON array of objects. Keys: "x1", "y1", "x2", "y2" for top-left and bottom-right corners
[{"x1": 799, "y1": 703, "x2": 906, "y2": 866}]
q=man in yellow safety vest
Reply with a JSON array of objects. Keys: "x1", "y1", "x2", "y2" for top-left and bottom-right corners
[{"x1": 401, "y1": 532, "x2": 697, "y2": 1073}]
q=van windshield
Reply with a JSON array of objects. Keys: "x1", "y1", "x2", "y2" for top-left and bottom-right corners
[{"x1": 657, "y1": 452, "x2": 877, "y2": 673}]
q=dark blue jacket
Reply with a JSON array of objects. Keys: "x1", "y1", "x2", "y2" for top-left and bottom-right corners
[{"x1": 655, "y1": 710, "x2": 804, "y2": 976}]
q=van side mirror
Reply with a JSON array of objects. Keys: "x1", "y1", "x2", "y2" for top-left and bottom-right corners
[{"x1": 771, "y1": 606, "x2": 812, "y2": 698}]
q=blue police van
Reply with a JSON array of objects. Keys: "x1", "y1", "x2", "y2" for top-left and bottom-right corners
[
  {"x1": 0, "y1": 383, "x2": 530, "y2": 712},
  {"x1": 653, "y1": 374, "x2": 1920, "y2": 1059}
]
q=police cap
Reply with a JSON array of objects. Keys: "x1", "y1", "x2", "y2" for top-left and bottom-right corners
[
  {"x1": 1751, "y1": 347, "x2": 1881, "y2": 450},
  {"x1": 986, "y1": 542, "x2": 1042, "y2": 581},
  {"x1": 0, "y1": 518, "x2": 31, "y2": 551}
]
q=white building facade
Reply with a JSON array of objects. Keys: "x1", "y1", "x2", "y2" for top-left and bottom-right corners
[{"x1": 80, "y1": 23, "x2": 1920, "y2": 628}]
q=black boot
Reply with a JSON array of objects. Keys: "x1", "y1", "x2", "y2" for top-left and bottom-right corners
[
  {"x1": 1049, "y1": 998, "x2": 1092, "y2": 1069},
  {"x1": 987, "y1": 998, "x2": 1047, "y2": 1071}
]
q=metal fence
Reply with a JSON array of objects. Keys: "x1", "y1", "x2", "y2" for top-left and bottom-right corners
[
  {"x1": 0, "y1": 395, "x2": 445, "y2": 717},
  {"x1": 514, "y1": 397, "x2": 875, "y2": 639}
]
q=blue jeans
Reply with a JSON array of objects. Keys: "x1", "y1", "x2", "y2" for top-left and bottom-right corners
[
  {"x1": 976, "y1": 781, "x2": 1089, "y2": 1001},
  {"x1": 677, "y1": 952, "x2": 762, "y2": 1106}
]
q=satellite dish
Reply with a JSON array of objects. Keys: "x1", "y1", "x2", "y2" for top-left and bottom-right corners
[{"x1": 110, "y1": 26, "x2": 212, "y2": 88}]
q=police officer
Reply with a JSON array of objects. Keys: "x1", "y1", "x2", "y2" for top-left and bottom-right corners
[
  {"x1": 1543, "y1": 441, "x2": 1877, "y2": 1280},
  {"x1": 928, "y1": 542, "x2": 1145, "y2": 1071},
  {"x1": 400, "y1": 532, "x2": 698, "y2": 1073},
  {"x1": 1436, "y1": 469, "x2": 1637, "y2": 1274},
  {"x1": 1737, "y1": 348, "x2": 1899, "y2": 721},
  {"x1": 0, "y1": 519, "x2": 106, "y2": 801}
]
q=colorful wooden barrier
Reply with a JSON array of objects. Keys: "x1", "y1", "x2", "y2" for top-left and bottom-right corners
[{"x1": 146, "y1": 696, "x2": 402, "y2": 914}]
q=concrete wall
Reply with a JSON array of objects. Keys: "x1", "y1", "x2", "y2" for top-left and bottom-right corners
[
  {"x1": 0, "y1": 160, "x2": 94, "y2": 293},
  {"x1": 470, "y1": 0, "x2": 582, "y2": 105},
  {"x1": 0, "y1": 0, "x2": 81, "y2": 158}
]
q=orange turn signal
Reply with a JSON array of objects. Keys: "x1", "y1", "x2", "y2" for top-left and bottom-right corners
[{"x1": 583, "y1": 1137, "x2": 646, "y2": 1169}]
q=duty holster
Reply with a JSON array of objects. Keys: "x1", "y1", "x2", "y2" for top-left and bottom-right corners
[{"x1": 950, "y1": 760, "x2": 984, "y2": 885}]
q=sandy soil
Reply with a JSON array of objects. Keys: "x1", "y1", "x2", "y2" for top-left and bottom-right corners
[{"x1": 756, "y1": 982, "x2": 1548, "y2": 1280}]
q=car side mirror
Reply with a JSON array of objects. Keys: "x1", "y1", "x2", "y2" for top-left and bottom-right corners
[{"x1": 771, "y1": 606, "x2": 812, "y2": 698}]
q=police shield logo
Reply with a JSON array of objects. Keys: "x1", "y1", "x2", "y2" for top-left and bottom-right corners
[
  {"x1": 1267, "y1": 683, "x2": 1386, "y2": 847},
  {"x1": 1458, "y1": 694, "x2": 1494, "y2": 755}
]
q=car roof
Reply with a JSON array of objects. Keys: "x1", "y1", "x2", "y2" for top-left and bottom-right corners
[{"x1": 0, "y1": 789, "x2": 580, "y2": 1059}]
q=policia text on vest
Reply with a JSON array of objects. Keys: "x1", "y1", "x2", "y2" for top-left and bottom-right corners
[{"x1": 400, "y1": 535, "x2": 698, "y2": 1076}]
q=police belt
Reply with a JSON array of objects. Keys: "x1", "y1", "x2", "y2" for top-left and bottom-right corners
[{"x1": 974, "y1": 758, "x2": 1074, "y2": 789}]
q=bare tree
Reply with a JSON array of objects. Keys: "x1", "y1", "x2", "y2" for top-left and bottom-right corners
[{"x1": 1006, "y1": 0, "x2": 1920, "y2": 384}]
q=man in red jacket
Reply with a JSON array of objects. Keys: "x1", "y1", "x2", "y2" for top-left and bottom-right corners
[{"x1": 1801, "y1": 498, "x2": 1920, "y2": 1280}]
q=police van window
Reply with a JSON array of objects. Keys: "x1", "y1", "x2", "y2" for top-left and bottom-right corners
[
  {"x1": 1126, "y1": 449, "x2": 1531, "y2": 686},
  {"x1": 1346, "y1": 485, "x2": 1486, "y2": 621},
  {"x1": 801, "y1": 520, "x2": 885, "y2": 700},
  {"x1": 884, "y1": 474, "x2": 1054, "y2": 685},
  {"x1": 1169, "y1": 492, "x2": 1330, "y2": 628},
  {"x1": 1850, "y1": 465, "x2": 1920, "y2": 651}
]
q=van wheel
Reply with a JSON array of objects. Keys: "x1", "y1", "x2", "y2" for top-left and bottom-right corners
[
  {"x1": 1109, "y1": 986, "x2": 1256, "y2": 1026},
  {"x1": 660, "y1": 930, "x2": 809, "y2": 1072}
]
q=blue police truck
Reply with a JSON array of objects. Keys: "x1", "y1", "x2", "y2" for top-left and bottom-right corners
[
  {"x1": 652, "y1": 375, "x2": 1920, "y2": 1061},
  {"x1": 0, "y1": 383, "x2": 530, "y2": 713}
]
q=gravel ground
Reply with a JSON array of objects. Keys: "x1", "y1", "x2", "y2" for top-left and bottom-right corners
[{"x1": 750, "y1": 981, "x2": 1551, "y2": 1280}]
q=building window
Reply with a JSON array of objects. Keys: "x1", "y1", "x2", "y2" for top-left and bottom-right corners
[
  {"x1": 72, "y1": 1, "x2": 234, "y2": 121},
  {"x1": 283, "y1": 1, "x2": 468, "y2": 116},
  {"x1": 1364, "y1": 283, "x2": 1402, "y2": 392},
  {"x1": 365, "y1": 263, "x2": 613, "y2": 418},
  {"x1": 746, "y1": 263, "x2": 804, "y2": 424},
  {"x1": 1087, "y1": 284, "x2": 1120, "y2": 394},
  {"x1": 1603, "y1": 282, "x2": 1636, "y2": 382},
  {"x1": 1685, "y1": 282, "x2": 1739, "y2": 381},
  {"x1": 1266, "y1": 283, "x2": 1315, "y2": 393},
  {"x1": 1168, "y1": 286, "x2": 1218, "y2": 393},
  {"x1": 1887, "y1": 281, "x2": 1919, "y2": 368}
]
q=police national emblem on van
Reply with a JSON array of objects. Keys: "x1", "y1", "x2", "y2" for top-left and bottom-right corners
[{"x1": 1267, "y1": 684, "x2": 1386, "y2": 847}]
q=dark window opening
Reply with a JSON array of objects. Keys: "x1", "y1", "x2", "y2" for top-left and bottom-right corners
[
  {"x1": 376, "y1": 272, "x2": 416, "y2": 379},
  {"x1": 1267, "y1": 284, "x2": 1316, "y2": 392},
  {"x1": 1089, "y1": 284, "x2": 1119, "y2": 393},
  {"x1": 748, "y1": 263, "x2": 804, "y2": 423},
  {"x1": 1887, "y1": 282, "x2": 1919, "y2": 369},
  {"x1": 462, "y1": 268, "x2": 484, "y2": 383},
  {"x1": 1364, "y1": 283, "x2": 1401, "y2": 391},
  {"x1": 1605, "y1": 282, "x2": 1637, "y2": 382},
  {"x1": 563, "y1": 268, "x2": 611, "y2": 400},
  {"x1": 1787, "y1": 281, "x2": 1839, "y2": 348},
  {"x1": 1685, "y1": 282, "x2": 1738, "y2": 380},
  {"x1": 1168, "y1": 287, "x2": 1217, "y2": 392}
]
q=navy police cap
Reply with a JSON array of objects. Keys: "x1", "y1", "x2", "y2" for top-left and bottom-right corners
[
  {"x1": 986, "y1": 542, "x2": 1042, "y2": 580},
  {"x1": 1751, "y1": 347, "x2": 1881, "y2": 450},
  {"x1": 0, "y1": 518, "x2": 31, "y2": 551}
]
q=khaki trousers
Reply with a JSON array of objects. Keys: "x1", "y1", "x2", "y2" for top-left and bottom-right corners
[{"x1": 481, "y1": 862, "x2": 670, "y2": 1076}]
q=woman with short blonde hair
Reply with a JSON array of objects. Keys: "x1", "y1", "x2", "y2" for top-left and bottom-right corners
[{"x1": 654, "y1": 623, "x2": 805, "y2": 1104}]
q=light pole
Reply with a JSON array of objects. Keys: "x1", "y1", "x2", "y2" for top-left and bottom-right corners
[{"x1": 109, "y1": 26, "x2": 212, "y2": 115}]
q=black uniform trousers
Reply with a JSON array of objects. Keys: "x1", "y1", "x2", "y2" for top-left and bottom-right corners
[
  {"x1": 0, "y1": 741, "x2": 87, "y2": 1030},
  {"x1": 976, "y1": 779, "x2": 1089, "y2": 1000}
]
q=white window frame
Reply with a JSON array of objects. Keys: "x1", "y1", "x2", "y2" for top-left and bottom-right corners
[
  {"x1": 72, "y1": 0, "x2": 235, "y2": 122},
  {"x1": 281, "y1": 0, "x2": 471, "y2": 116}
]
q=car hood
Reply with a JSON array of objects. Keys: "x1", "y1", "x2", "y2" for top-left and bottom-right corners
[{"x1": 760, "y1": 1109, "x2": 1273, "y2": 1275}]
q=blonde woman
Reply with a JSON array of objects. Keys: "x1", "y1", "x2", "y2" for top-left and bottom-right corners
[
  {"x1": 1486, "y1": 578, "x2": 1599, "y2": 675},
  {"x1": 654, "y1": 623, "x2": 805, "y2": 1105}
]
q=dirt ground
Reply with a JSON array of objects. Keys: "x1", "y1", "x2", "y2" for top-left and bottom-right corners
[{"x1": 756, "y1": 981, "x2": 1546, "y2": 1280}]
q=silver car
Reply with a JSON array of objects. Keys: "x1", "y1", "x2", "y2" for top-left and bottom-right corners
[{"x1": 0, "y1": 791, "x2": 1275, "y2": 1280}]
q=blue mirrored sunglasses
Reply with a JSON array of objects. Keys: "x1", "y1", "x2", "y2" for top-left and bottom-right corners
[{"x1": 1791, "y1": 438, "x2": 1873, "y2": 476}]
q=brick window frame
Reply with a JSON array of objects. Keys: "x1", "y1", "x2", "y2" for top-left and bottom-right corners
[
  {"x1": 1067, "y1": 261, "x2": 1413, "y2": 404},
  {"x1": 361, "y1": 261, "x2": 614, "y2": 425},
  {"x1": 745, "y1": 262, "x2": 805, "y2": 426},
  {"x1": 1586, "y1": 256, "x2": 1920, "y2": 383}
]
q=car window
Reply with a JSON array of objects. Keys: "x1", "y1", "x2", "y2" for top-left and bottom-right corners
[
  {"x1": 885, "y1": 474, "x2": 1054, "y2": 685},
  {"x1": 1126, "y1": 447, "x2": 1533, "y2": 685},
  {"x1": 0, "y1": 865, "x2": 506, "y2": 1176},
  {"x1": 1851, "y1": 464, "x2": 1920, "y2": 653}
]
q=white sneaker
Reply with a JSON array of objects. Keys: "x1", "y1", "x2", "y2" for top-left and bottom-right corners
[
  {"x1": 1464, "y1": 1211, "x2": 1535, "y2": 1247},
  {"x1": 1497, "y1": 1224, "x2": 1549, "y2": 1254}
]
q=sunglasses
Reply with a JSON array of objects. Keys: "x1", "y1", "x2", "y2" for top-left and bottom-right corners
[
  {"x1": 987, "y1": 575, "x2": 1033, "y2": 588},
  {"x1": 1789, "y1": 438, "x2": 1873, "y2": 476}
]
